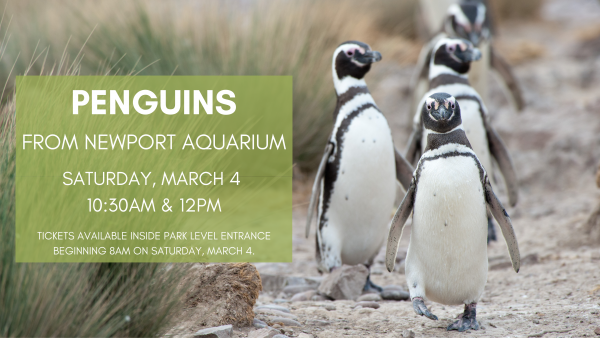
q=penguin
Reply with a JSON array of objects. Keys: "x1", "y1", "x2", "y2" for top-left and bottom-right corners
[
  {"x1": 406, "y1": 37, "x2": 518, "y2": 243},
  {"x1": 386, "y1": 92, "x2": 520, "y2": 331},
  {"x1": 305, "y1": 41, "x2": 414, "y2": 291},
  {"x1": 411, "y1": 0, "x2": 524, "y2": 116}
]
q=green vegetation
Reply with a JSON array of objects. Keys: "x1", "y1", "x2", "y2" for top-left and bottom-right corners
[
  {"x1": 0, "y1": 0, "x2": 415, "y2": 171},
  {"x1": 0, "y1": 16, "x2": 187, "y2": 337}
]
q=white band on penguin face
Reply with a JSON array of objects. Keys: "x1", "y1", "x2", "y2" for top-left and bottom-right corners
[
  {"x1": 331, "y1": 43, "x2": 369, "y2": 94},
  {"x1": 447, "y1": 4, "x2": 471, "y2": 28}
]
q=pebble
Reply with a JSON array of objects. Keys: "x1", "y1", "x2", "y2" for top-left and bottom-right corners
[
  {"x1": 248, "y1": 328, "x2": 279, "y2": 338},
  {"x1": 311, "y1": 294, "x2": 331, "y2": 301},
  {"x1": 323, "y1": 304, "x2": 336, "y2": 311},
  {"x1": 381, "y1": 289, "x2": 410, "y2": 301},
  {"x1": 282, "y1": 285, "x2": 317, "y2": 295},
  {"x1": 382, "y1": 285, "x2": 406, "y2": 292},
  {"x1": 253, "y1": 318, "x2": 268, "y2": 328},
  {"x1": 272, "y1": 335, "x2": 290, "y2": 338},
  {"x1": 533, "y1": 319, "x2": 540, "y2": 324},
  {"x1": 357, "y1": 293, "x2": 382, "y2": 302},
  {"x1": 291, "y1": 290, "x2": 317, "y2": 302},
  {"x1": 305, "y1": 319, "x2": 331, "y2": 326},
  {"x1": 318, "y1": 265, "x2": 369, "y2": 300},
  {"x1": 255, "y1": 308, "x2": 297, "y2": 320},
  {"x1": 595, "y1": 327, "x2": 600, "y2": 335},
  {"x1": 193, "y1": 324, "x2": 233, "y2": 338},
  {"x1": 273, "y1": 299, "x2": 290, "y2": 304},
  {"x1": 353, "y1": 301, "x2": 380, "y2": 309},
  {"x1": 267, "y1": 317, "x2": 302, "y2": 327},
  {"x1": 256, "y1": 304, "x2": 291, "y2": 313},
  {"x1": 297, "y1": 334, "x2": 314, "y2": 338},
  {"x1": 402, "y1": 329, "x2": 415, "y2": 338}
]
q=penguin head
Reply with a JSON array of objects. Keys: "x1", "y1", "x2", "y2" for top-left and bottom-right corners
[
  {"x1": 332, "y1": 41, "x2": 381, "y2": 94},
  {"x1": 431, "y1": 37, "x2": 481, "y2": 76},
  {"x1": 422, "y1": 93, "x2": 462, "y2": 133},
  {"x1": 445, "y1": 2, "x2": 490, "y2": 46}
]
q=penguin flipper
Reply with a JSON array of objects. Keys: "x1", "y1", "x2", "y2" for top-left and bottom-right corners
[
  {"x1": 486, "y1": 125, "x2": 518, "y2": 206},
  {"x1": 386, "y1": 181, "x2": 415, "y2": 272},
  {"x1": 490, "y1": 47, "x2": 525, "y2": 111},
  {"x1": 395, "y1": 147, "x2": 414, "y2": 191},
  {"x1": 484, "y1": 178, "x2": 521, "y2": 273},
  {"x1": 305, "y1": 143, "x2": 333, "y2": 238}
]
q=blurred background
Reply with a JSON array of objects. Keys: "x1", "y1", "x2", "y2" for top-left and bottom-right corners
[{"x1": 1, "y1": 0, "x2": 600, "y2": 337}]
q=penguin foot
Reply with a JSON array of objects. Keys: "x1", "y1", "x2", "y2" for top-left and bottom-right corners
[
  {"x1": 447, "y1": 303, "x2": 479, "y2": 332},
  {"x1": 363, "y1": 275, "x2": 383, "y2": 293},
  {"x1": 412, "y1": 297, "x2": 438, "y2": 320},
  {"x1": 487, "y1": 217, "x2": 497, "y2": 244}
]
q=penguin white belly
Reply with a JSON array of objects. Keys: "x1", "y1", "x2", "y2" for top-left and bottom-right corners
[
  {"x1": 406, "y1": 155, "x2": 488, "y2": 305},
  {"x1": 322, "y1": 107, "x2": 396, "y2": 266},
  {"x1": 458, "y1": 99, "x2": 492, "y2": 174}
]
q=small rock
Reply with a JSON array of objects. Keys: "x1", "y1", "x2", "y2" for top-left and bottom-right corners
[
  {"x1": 291, "y1": 290, "x2": 317, "y2": 302},
  {"x1": 354, "y1": 301, "x2": 380, "y2": 309},
  {"x1": 256, "y1": 304, "x2": 291, "y2": 313},
  {"x1": 253, "y1": 318, "x2": 268, "y2": 328},
  {"x1": 272, "y1": 335, "x2": 290, "y2": 338},
  {"x1": 533, "y1": 319, "x2": 540, "y2": 324},
  {"x1": 317, "y1": 264, "x2": 369, "y2": 300},
  {"x1": 381, "y1": 289, "x2": 410, "y2": 301},
  {"x1": 357, "y1": 293, "x2": 382, "y2": 302},
  {"x1": 595, "y1": 327, "x2": 600, "y2": 335},
  {"x1": 273, "y1": 299, "x2": 290, "y2": 304},
  {"x1": 255, "y1": 308, "x2": 298, "y2": 320},
  {"x1": 402, "y1": 329, "x2": 415, "y2": 338},
  {"x1": 311, "y1": 294, "x2": 331, "y2": 301},
  {"x1": 297, "y1": 334, "x2": 314, "y2": 338},
  {"x1": 194, "y1": 324, "x2": 233, "y2": 338},
  {"x1": 248, "y1": 328, "x2": 279, "y2": 338},
  {"x1": 267, "y1": 317, "x2": 302, "y2": 327},
  {"x1": 306, "y1": 319, "x2": 331, "y2": 326},
  {"x1": 382, "y1": 285, "x2": 405, "y2": 292},
  {"x1": 324, "y1": 304, "x2": 336, "y2": 311},
  {"x1": 282, "y1": 285, "x2": 317, "y2": 296}
]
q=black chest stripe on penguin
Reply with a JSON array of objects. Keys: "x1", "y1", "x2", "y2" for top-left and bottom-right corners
[
  {"x1": 413, "y1": 151, "x2": 486, "y2": 196},
  {"x1": 319, "y1": 103, "x2": 379, "y2": 230}
]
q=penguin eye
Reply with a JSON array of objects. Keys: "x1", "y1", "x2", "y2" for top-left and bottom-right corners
[
  {"x1": 346, "y1": 50, "x2": 354, "y2": 57},
  {"x1": 451, "y1": 102, "x2": 456, "y2": 109},
  {"x1": 426, "y1": 104, "x2": 432, "y2": 110},
  {"x1": 447, "y1": 44, "x2": 456, "y2": 53}
]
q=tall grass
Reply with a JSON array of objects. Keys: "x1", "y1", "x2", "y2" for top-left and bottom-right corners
[
  {"x1": 1, "y1": 0, "x2": 409, "y2": 171},
  {"x1": 0, "y1": 99, "x2": 187, "y2": 336},
  {"x1": 0, "y1": 13, "x2": 188, "y2": 336}
]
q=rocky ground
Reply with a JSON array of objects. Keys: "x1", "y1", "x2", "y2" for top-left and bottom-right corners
[{"x1": 175, "y1": 1, "x2": 600, "y2": 337}]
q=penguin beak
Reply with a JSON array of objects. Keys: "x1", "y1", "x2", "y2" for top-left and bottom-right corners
[
  {"x1": 355, "y1": 50, "x2": 382, "y2": 64},
  {"x1": 456, "y1": 45, "x2": 482, "y2": 62},
  {"x1": 433, "y1": 106, "x2": 452, "y2": 120}
]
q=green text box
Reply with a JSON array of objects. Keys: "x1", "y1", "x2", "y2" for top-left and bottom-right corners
[{"x1": 16, "y1": 76, "x2": 292, "y2": 262}]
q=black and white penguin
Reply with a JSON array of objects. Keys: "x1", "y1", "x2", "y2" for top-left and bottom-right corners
[
  {"x1": 406, "y1": 37, "x2": 518, "y2": 243},
  {"x1": 305, "y1": 41, "x2": 413, "y2": 291},
  {"x1": 411, "y1": 0, "x2": 524, "y2": 114},
  {"x1": 386, "y1": 92, "x2": 520, "y2": 331}
]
